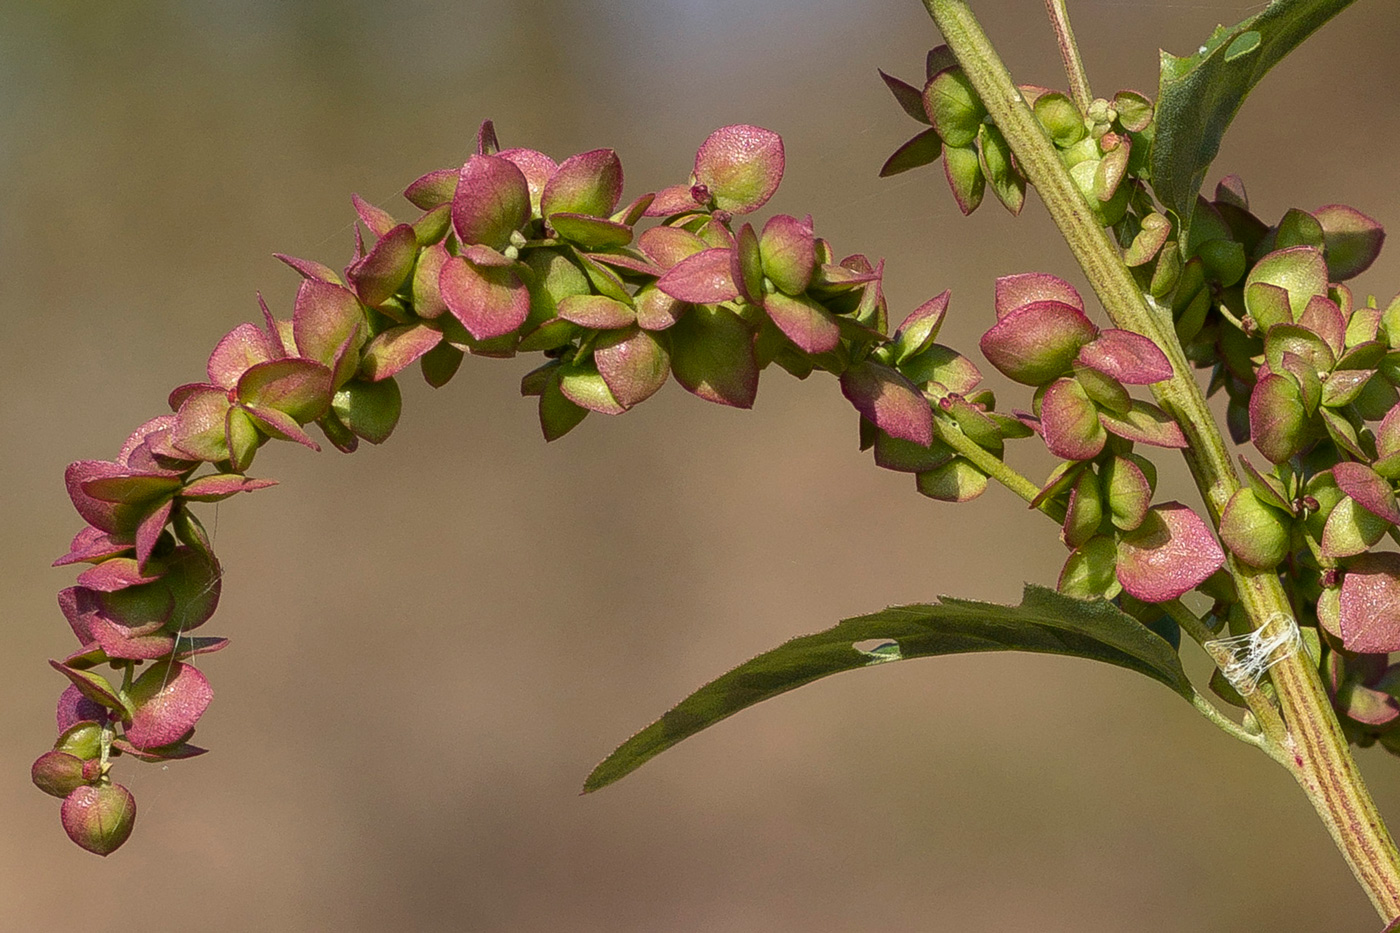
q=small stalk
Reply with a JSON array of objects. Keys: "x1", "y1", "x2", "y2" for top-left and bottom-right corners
[
  {"x1": 931, "y1": 415, "x2": 1066, "y2": 523},
  {"x1": 1043, "y1": 0, "x2": 1092, "y2": 113},
  {"x1": 1160, "y1": 597, "x2": 1216, "y2": 646},
  {"x1": 921, "y1": 0, "x2": 1400, "y2": 919},
  {"x1": 932, "y1": 416, "x2": 1039, "y2": 504},
  {"x1": 1191, "y1": 691, "x2": 1278, "y2": 756}
]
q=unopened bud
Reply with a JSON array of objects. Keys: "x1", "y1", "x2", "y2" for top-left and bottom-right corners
[{"x1": 61, "y1": 783, "x2": 136, "y2": 856}]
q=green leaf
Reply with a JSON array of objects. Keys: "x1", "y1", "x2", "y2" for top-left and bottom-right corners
[
  {"x1": 584, "y1": 585, "x2": 1191, "y2": 792},
  {"x1": 1150, "y1": 0, "x2": 1358, "y2": 244}
]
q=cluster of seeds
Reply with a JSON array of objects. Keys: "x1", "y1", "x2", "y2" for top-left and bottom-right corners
[
  {"x1": 37, "y1": 121, "x2": 969, "y2": 854},
  {"x1": 882, "y1": 46, "x2": 1400, "y2": 750}
]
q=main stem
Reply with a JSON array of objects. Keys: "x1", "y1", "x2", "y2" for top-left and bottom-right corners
[{"x1": 922, "y1": 0, "x2": 1400, "y2": 920}]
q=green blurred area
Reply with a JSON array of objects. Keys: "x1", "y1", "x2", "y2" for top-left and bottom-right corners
[{"x1": 2, "y1": 2, "x2": 1399, "y2": 929}]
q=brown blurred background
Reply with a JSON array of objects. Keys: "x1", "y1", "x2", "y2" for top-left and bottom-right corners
[{"x1": 4, "y1": 1, "x2": 1400, "y2": 930}]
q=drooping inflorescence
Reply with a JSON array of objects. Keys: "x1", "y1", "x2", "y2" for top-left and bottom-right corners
[
  {"x1": 38, "y1": 120, "x2": 986, "y2": 855},
  {"x1": 38, "y1": 33, "x2": 1400, "y2": 859}
]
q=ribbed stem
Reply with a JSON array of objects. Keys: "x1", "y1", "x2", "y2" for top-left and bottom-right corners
[
  {"x1": 921, "y1": 0, "x2": 1400, "y2": 920},
  {"x1": 1043, "y1": 0, "x2": 1092, "y2": 113}
]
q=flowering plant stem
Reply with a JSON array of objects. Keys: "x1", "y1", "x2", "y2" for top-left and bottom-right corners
[
  {"x1": 923, "y1": 0, "x2": 1400, "y2": 919},
  {"x1": 1043, "y1": 0, "x2": 1093, "y2": 114}
]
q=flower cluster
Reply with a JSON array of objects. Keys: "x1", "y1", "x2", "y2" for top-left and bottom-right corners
[
  {"x1": 37, "y1": 49, "x2": 1400, "y2": 857},
  {"x1": 880, "y1": 45, "x2": 1151, "y2": 219},
  {"x1": 36, "y1": 121, "x2": 957, "y2": 854},
  {"x1": 1143, "y1": 178, "x2": 1399, "y2": 746},
  {"x1": 883, "y1": 44, "x2": 1400, "y2": 750},
  {"x1": 977, "y1": 272, "x2": 1228, "y2": 605}
]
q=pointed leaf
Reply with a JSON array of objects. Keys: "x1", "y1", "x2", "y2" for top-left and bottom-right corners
[
  {"x1": 420, "y1": 340, "x2": 463, "y2": 389},
  {"x1": 1333, "y1": 461, "x2": 1400, "y2": 525},
  {"x1": 54, "y1": 527, "x2": 131, "y2": 568},
  {"x1": 879, "y1": 69, "x2": 931, "y2": 124},
  {"x1": 539, "y1": 368, "x2": 589, "y2": 441},
  {"x1": 293, "y1": 280, "x2": 363, "y2": 368},
  {"x1": 923, "y1": 67, "x2": 985, "y2": 148},
  {"x1": 642, "y1": 184, "x2": 701, "y2": 218},
  {"x1": 1220, "y1": 487, "x2": 1292, "y2": 569},
  {"x1": 1059, "y1": 536, "x2": 1122, "y2": 601},
  {"x1": 638, "y1": 225, "x2": 708, "y2": 271},
  {"x1": 332, "y1": 378, "x2": 402, "y2": 444},
  {"x1": 273, "y1": 253, "x2": 342, "y2": 285},
  {"x1": 559, "y1": 363, "x2": 626, "y2": 416},
  {"x1": 557, "y1": 294, "x2": 636, "y2": 330},
  {"x1": 225, "y1": 405, "x2": 261, "y2": 471},
  {"x1": 1249, "y1": 371, "x2": 1309, "y2": 463},
  {"x1": 134, "y1": 499, "x2": 172, "y2": 570},
  {"x1": 1099, "y1": 400, "x2": 1189, "y2": 448},
  {"x1": 1320, "y1": 495, "x2": 1389, "y2": 559},
  {"x1": 207, "y1": 323, "x2": 276, "y2": 390},
  {"x1": 81, "y1": 473, "x2": 183, "y2": 505},
  {"x1": 169, "y1": 389, "x2": 233, "y2": 463},
  {"x1": 50, "y1": 662, "x2": 132, "y2": 719},
  {"x1": 879, "y1": 128, "x2": 943, "y2": 178},
  {"x1": 1315, "y1": 203, "x2": 1385, "y2": 281},
  {"x1": 584, "y1": 585, "x2": 1191, "y2": 791},
  {"x1": 759, "y1": 214, "x2": 816, "y2": 296},
  {"x1": 404, "y1": 168, "x2": 458, "y2": 210},
  {"x1": 942, "y1": 144, "x2": 984, "y2": 215},
  {"x1": 978, "y1": 122, "x2": 1024, "y2": 215},
  {"x1": 1039, "y1": 378, "x2": 1106, "y2": 461},
  {"x1": 732, "y1": 223, "x2": 764, "y2": 304},
  {"x1": 1151, "y1": 0, "x2": 1361, "y2": 242},
  {"x1": 1101, "y1": 455, "x2": 1152, "y2": 532},
  {"x1": 892, "y1": 291, "x2": 950, "y2": 362},
  {"x1": 497, "y1": 147, "x2": 558, "y2": 216},
  {"x1": 180, "y1": 473, "x2": 277, "y2": 502},
  {"x1": 77, "y1": 557, "x2": 160, "y2": 593},
  {"x1": 549, "y1": 213, "x2": 633, "y2": 250},
  {"x1": 633, "y1": 283, "x2": 686, "y2": 332},
  {"x1": 1246, "y1": 246, "x2": 1330, "y2": 321}
]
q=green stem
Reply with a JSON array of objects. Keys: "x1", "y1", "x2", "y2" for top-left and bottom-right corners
[
  {"x1": 1043, "y1": 0, "x2": 1092, "y2": 113},
  {"x1": 1191, "y1": 690, "x2": 1279, "y2": 757},
  {"x1": 931, "y1": 415, "x2": 1065, "y2": 522},
  {"x1": 1160, "y1": 597, "x2": 1215, "y2": 646},
  {"x1": 1163, "y1": 598, "x2": 1288, "y2": 752},
  {"x1": 922, "y1": 0, "x2": 1400, "y2": 920}
]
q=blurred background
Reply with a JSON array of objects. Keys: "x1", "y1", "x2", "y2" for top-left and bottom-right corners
[{"x1": 3, "y1": 1, "x2": 1400, "y2": 929}]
